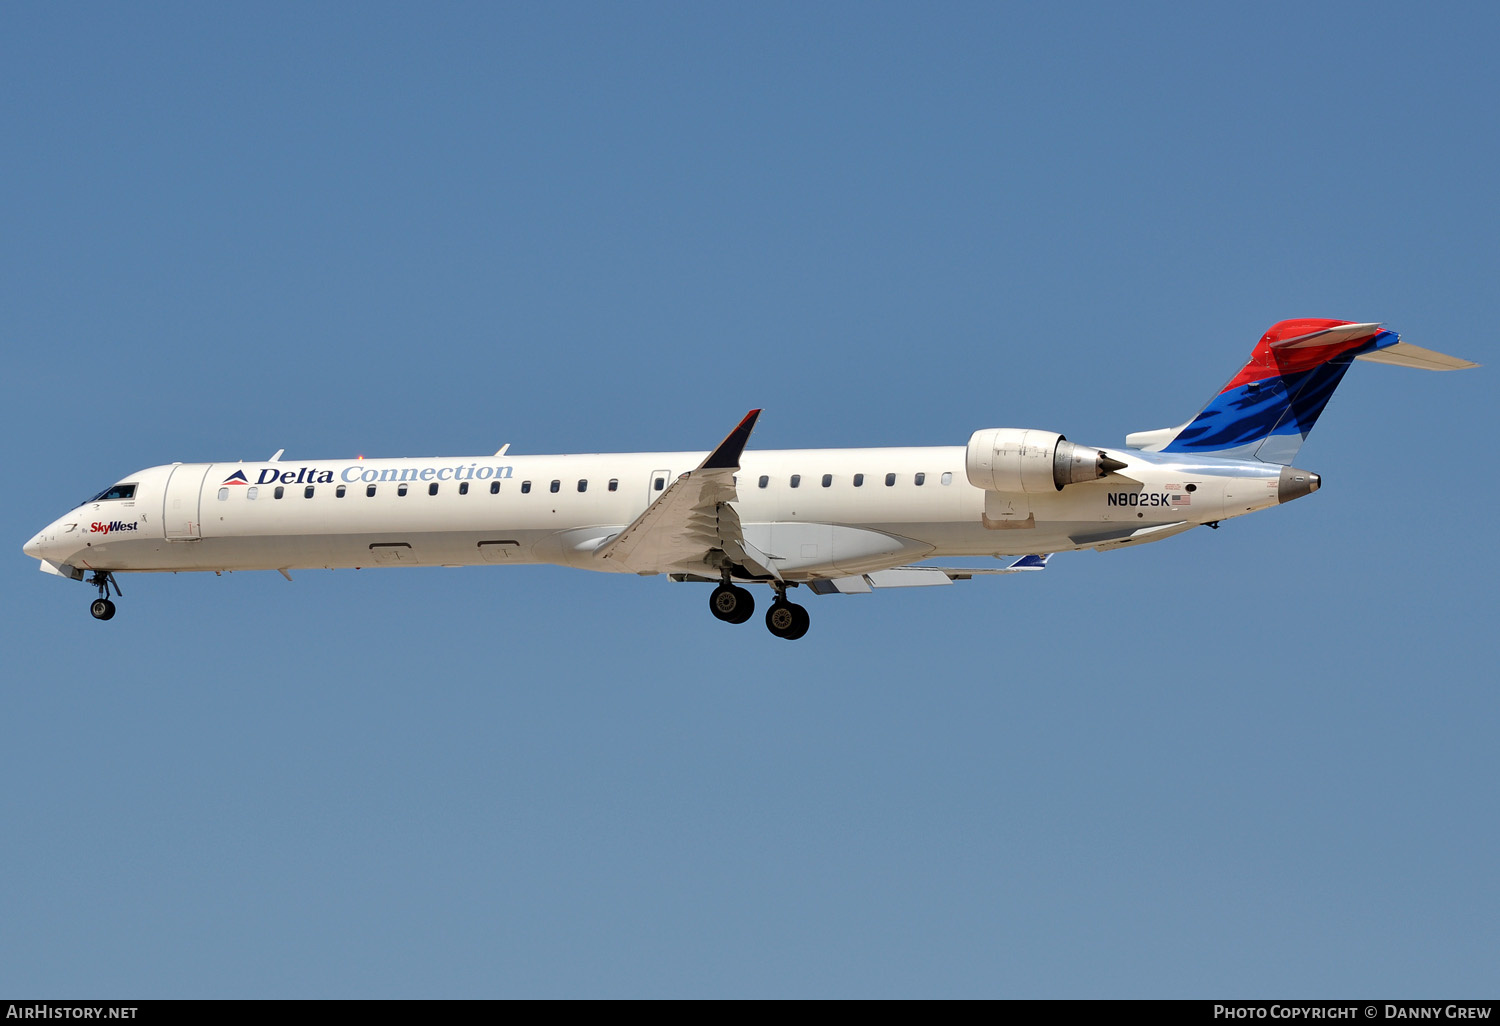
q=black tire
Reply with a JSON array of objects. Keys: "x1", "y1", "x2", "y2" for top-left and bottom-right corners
[
  {"x1": 785, "y1": 602, "x2": 810, "y2": 640},
  {"x1": 766, "y1": 600, "x2": 800, "y2": 638},
  {"x1": 725, "y1": 586, "x2": 755, "y2": 624},
  {"x1": 90, "y1": 598, "x2": 116, "y2": 621},
  {"x1": 710, "y1": 585, "x2": 744, "y2": 623}
]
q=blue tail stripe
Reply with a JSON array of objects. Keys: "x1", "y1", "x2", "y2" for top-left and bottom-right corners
[
  {"x1": 1161, "y1": 329, "x2": 1396, "y2": 461},
  {"x1": 1164, "y1": 359, "x2": 1355, "y2": 454}
]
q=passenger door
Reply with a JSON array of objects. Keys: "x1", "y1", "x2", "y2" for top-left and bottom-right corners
[{"x1": 162, "y1": 465, "x2": 210, "y2": 540}]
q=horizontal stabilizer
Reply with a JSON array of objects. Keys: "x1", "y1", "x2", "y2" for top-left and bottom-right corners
[
  {"x1": 1268, "y1": 322, "x2": 1382, "y2": 349},
  {"x1": 1354, "y1": 341, "x2": 1479, "y2": 371}
]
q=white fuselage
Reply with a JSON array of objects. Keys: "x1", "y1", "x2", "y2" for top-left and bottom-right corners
[{"x1": 25, "y1": 443, "x2": 1288, "y2": 582}]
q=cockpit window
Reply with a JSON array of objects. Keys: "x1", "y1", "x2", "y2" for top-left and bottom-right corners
[{"x1": 86, "y1": 483, "x2": 136, "y2": 504}]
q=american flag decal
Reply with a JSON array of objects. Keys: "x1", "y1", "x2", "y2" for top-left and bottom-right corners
[{"x1": 1170, "y1": 493, "x2": 1192, "y2": 506}]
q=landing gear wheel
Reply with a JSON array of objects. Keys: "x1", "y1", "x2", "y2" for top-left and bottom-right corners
[
  {"x1": 765, "y1": 600, "x2": 810, "y2": 640},
  {"x1": 87, "y1": 571, "x2": 121, "y2": 620},
  {"x1": 709, "y1": 584, "x2": 755, "y2": 624}
]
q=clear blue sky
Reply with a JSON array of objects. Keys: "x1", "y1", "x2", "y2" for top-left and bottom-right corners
[{"x1": 3, "y1": 2, "x2": 1496, "y2": 998}]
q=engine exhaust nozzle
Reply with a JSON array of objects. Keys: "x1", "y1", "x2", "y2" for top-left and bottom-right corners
[{"x1": 1053, "y1": 441, "x2": 1124, "y2": 489}]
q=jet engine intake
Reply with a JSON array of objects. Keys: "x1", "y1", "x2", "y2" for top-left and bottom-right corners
[{"x1": 965, "y1": 428, "x2": 1124, "y2": 493}]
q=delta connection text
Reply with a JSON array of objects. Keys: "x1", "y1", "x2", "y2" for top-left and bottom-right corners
[
  {"x1": 246, "y1": 463, "x2": 516, "y2": 486},
  {"x1": 1214, "y1": 1008, "x2": 1492, "y2": 1020}
]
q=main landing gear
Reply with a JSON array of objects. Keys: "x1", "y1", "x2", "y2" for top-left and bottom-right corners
[
  {"x1": 88, "y1": 571, "x2": 121, "y2": 621},
  {"x1": 764, "y1": 597, "x2": 810, "y2": 641},
  {"x1": 709, "y1": 583, "x2": 756, "y2": 624},
  {"x1": 709, "y1": 580, "x2": 810, "y2": 640}
]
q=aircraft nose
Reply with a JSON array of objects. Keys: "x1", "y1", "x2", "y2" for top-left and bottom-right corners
[{"x1": 24, "y1": 532, "x2": 46, "y2": 559}]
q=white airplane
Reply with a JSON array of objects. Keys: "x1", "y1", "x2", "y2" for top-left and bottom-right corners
[{"x1": 24, "y1": 319, "x2": 1477, "y2": 638}]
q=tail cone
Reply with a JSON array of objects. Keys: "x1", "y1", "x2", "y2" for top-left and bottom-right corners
[{"x1": 1278, "y1": 467, "x2": 1321, "y2": 503}]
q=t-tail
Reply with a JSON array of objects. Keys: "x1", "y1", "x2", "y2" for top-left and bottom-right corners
[{"x1": 1126, "y1": 319, "x2": 1479, "y2": 465}]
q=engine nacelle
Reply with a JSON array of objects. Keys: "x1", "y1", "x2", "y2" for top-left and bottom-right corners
[{"x1": 965, "y1": 428, "x2": 1123, "y2": 493}]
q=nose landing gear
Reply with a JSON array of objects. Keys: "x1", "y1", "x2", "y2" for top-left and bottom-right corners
[{"x1": 87, "y1": 571, "x2": 121, "y2": 621}]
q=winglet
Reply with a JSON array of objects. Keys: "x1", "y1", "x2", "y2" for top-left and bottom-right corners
[{"x1": 697, "y1": 410, "x2": 761, "y2": 470}]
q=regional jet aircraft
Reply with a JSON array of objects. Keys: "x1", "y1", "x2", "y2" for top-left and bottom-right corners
[{"x1": 24, "y1": 320, "x2": 1477, "y2": 639}]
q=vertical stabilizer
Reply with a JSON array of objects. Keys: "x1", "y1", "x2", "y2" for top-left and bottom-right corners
[{"x1": 1152, "y1": 319, "x2": 1420, "y2": 464}]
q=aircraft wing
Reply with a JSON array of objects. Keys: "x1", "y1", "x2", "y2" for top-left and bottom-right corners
[
  {"x1": 597, "y1": 410, "x2": 772, "y2": 576},
  {"x1": 1068, "y1": 521, "x2": 1194, "y2": 551},
  {"x1": 806, "y1": 554, "x2": 1050, "y2": 594}
]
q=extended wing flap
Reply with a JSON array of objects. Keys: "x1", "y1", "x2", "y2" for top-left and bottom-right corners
[
  {"x1": 1069, "y1": 521, "x2": 1193, "y2": 551},
  {"x1": 596, "y1": 466, "x2": 734, "y2": 572},
  {"x1": 596, "y1": 411, "x2": 762, "y2": 575},
  {"x1": 807, "y1": 555, "x2": 1050, "y2": 594}
]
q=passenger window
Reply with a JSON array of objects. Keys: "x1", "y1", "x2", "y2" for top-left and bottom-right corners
[
  {"x1": 914, "y1": 472, "x2": 925, "y2": 486},
  {"x1": 758, "y1": 475, "x2": 769, "y2": 489},
  {"x1": 654, "y1": 477, "x2": 665, "y2": 491},
  {"x1": 790, "y1": 474, "x2": 801, "y2": 488},
  {"x1": 821, "y1": 474, "x2": 832, "y2": 488},
  {"x1": 274, "y1": 486, "x2": 285, "y2": 499},
  {"x1": 854, "y1": 474, "x2": 864, "y2": 487},
  {"x1": 247, "y1": 487, "x2": 258, "y2": 500},
  {"x1": 428, "y1": 483, "x2": 439, "y2": 496},
  {"x1": 366, "y1": 485, "x2": 377, "y2": 497},
  {"x1": 398, "y1": 484, "x2": 408, "y2": 497},
  {"x1": 885, "y1": 473, "x2": 896, "y2": 487},
  {"x1": 521, "y1": 481, "x2": 532, "y2": 494},
  {"x1": 489, "y1": 481, "x2": 500, "y2": 495},
  {"x1": 217, "y1": 488, "x2": 228, "y2": 501},
  {"x1": 458, "y1": 482, "x2": 469, "y2": 495},
  {"x1": 578, "y1": 479, "x2": 587, "y2": 492},
  {"x1": 608, "y1": 479, "x2": 618, "y2": 492},
  {"x1": 550, "y1": 480, "x2": 560, "y2": 493},
  {"x1": 336, "y1": 485, "x2": 347, "y2": 498},
  {"x1": 305, "y1": 485, "x2": 315, "y2": 498},
  {"x1": 941, "y1": 471, "x2": 953, "y2": 485}
]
